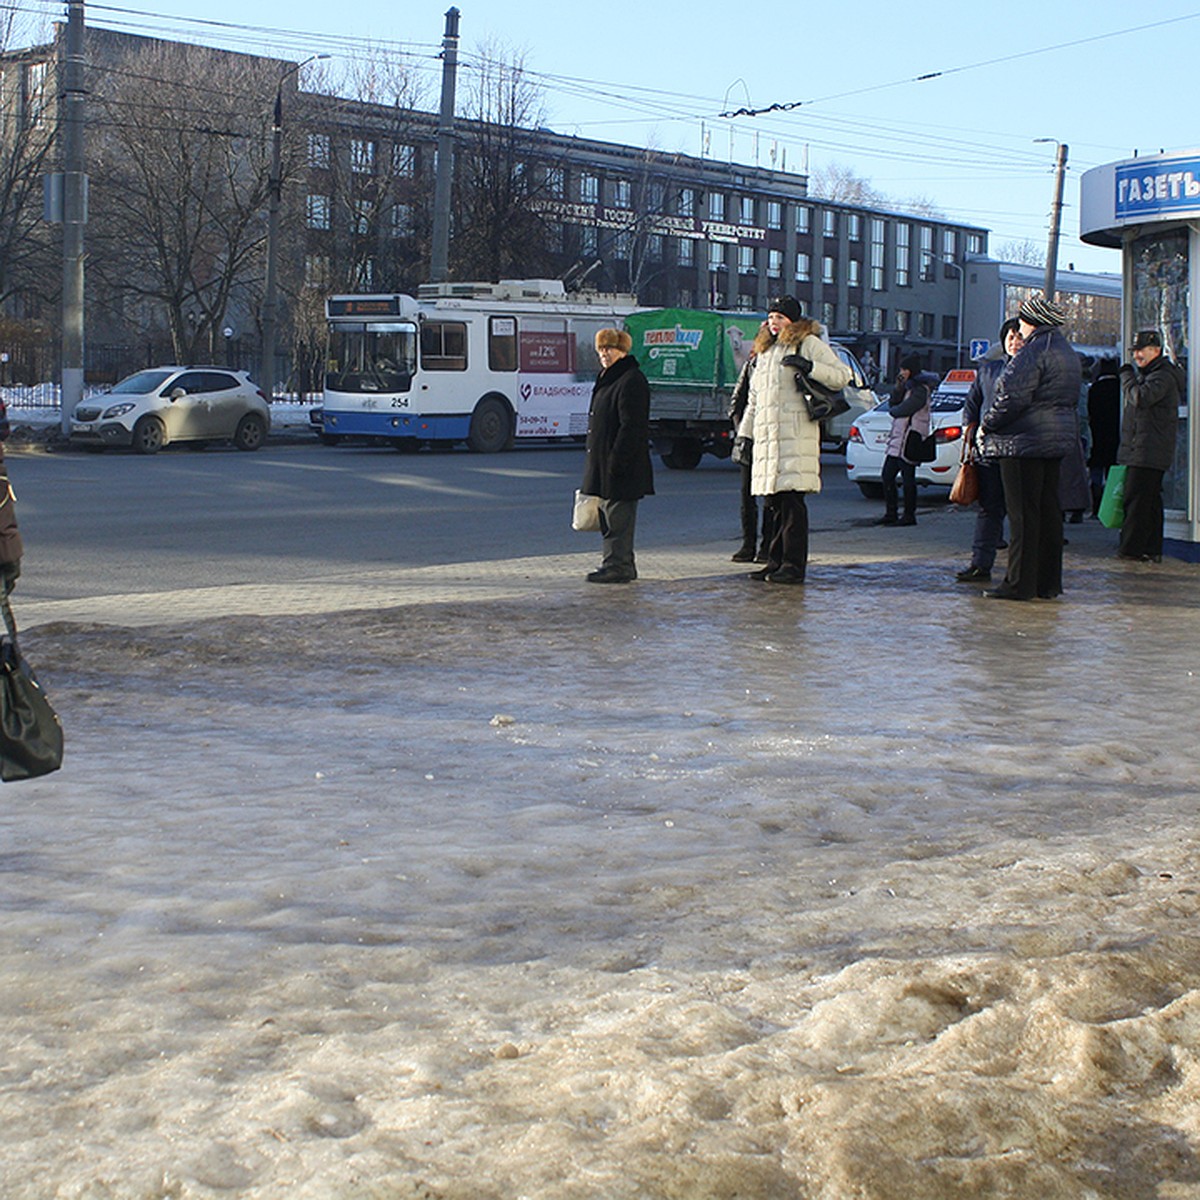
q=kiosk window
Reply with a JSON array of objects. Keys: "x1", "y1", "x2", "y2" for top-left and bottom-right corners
[{"x1": 420, "y1": 322, "x2": 467, "y2": 371}]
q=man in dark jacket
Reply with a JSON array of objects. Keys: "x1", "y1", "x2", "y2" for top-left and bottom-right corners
[
  {"x1": 1117, "y1": 331, "x2": 1183, "y2": 562},
  {"x1": 580, "y1": 328, "x2": 654, "y2": 583},
  {"x1": 978, "y1": 294, "x2": 1080, "y2": 601}
]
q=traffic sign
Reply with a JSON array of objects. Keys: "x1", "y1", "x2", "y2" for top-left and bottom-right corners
[{"x1": 969, "y1": 338, "x2": 990, "y2": 360}]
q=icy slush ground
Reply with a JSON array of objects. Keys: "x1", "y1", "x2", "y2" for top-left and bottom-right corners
[{"x1": 3, "y1": 559, "x2": 1200, "y2": 1198}]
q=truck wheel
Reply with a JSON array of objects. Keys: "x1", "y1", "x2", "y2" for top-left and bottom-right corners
[
  {"x1": 661, "y1": 440, "x2": 703, "y2": 470},
  {"x1": 467, "y1": 397, "x2": 514, "y2": 453}
]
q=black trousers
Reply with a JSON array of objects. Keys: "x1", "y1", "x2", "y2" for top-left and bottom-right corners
[
  {"x1": 763, "y1": 491, "x2": 809, "y2": 575},
  {"x1": 598, "y1": 498, "x2": 638, "y2": 573},
  {"x1": 881, "y1": 454, "x2": 917, "y2": 519},
  {"x1": 998, "y1": 457, "x2": 1063, "y2": 599},
  {"x1": 1119, "y1": 465, "x2": 1165, "y2": 560},
  {"x1": 739, "y1": 462, "x2": 775, "y2": 553}
]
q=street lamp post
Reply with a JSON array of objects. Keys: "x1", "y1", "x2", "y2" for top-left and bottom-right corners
[
  {"x1": 261, "y1": 54, "x2": 328, "y2": 401},
  {"x1": 1034, "y1": 138, "x2": 1069, "y2": 301}
]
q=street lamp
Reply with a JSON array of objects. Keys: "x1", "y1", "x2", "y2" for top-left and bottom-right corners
[
  {"x1": 1034, "y1": 138, "x2": 1069, "y2": 301},
  {"x1": 261, "y1": 53, "x2": 329, "y2": 401}
]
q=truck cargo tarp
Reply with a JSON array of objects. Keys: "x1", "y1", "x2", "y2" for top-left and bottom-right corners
[{"x1": 624, "y1": 309, "x2": 763, "y2": 392}]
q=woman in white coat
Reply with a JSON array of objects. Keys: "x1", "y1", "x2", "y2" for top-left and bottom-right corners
[{"x1": 737, "y1": 296, "x2": 851, "y2": 584}]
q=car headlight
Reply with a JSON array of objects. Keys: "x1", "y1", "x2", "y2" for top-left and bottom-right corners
[{"x1": 100, "y1": 402, "x2": 137, "y2": 419}]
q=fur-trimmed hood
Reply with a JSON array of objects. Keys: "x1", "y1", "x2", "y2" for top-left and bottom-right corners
[{"x1": 752, "y1": 318, "x2": 824, "y2": 357}]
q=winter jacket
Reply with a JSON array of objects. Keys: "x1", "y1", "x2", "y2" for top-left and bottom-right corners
[
  {"x1": 728, "y1": 356, "x2": 754, "y2": 427},
  {"x1": 978, "y1": 325, "x2": 1081, "y2": 460},
  {"x1": 0, "y1": 448, "x2": 22, "y2": 569},
  {"x1": 1118, "y1": 353, "x2": 1183, "y2": 472},
  {"x1": 885, "y1": 370, "x2": 936, "y2": 461},
  {"x1": 581, "y1": 353, "x2": 655, "y2": 501},
  {"x1": 738, "y1": 319, "x2": 851, "y2": 496},
  {"x1": 1086, "y1": 372, "x2": 1121, "y2": 469}
]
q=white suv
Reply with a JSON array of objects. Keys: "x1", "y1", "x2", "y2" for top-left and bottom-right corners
[{"x1": 71, "y1": 367, "x2": 270, "y2": 454}]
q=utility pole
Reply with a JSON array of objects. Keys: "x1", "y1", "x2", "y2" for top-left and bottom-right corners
[
  {"x1": 59, "y1": 0, "x2": 86, "y2": 435},
  {"x1": 261, "y1": 54, "x2": 327, "y2": 400},
  {"x1": 429, "y1": 7, "x2": 460, "y2": 283},
  {"x1": 1037, "y1": 139, "x2": 1068, "y2": 301}
]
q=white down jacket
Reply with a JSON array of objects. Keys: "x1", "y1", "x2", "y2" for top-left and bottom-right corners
[{"x1": 739, "y1": 321, "x2": 852, "y2": 496}]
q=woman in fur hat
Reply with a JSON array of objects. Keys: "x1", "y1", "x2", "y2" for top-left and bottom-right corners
[{"x1": 736, "y1": 296, "x2": 851, "y2": 584}]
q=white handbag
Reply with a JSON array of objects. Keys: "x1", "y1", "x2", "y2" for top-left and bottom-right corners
[{"x1": 572, "y1": 490, "x2": 601, "y2": 532}]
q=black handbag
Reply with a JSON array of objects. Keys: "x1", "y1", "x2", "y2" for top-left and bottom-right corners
[
  {"x1": 795, "y1": 370, "x2": 851, "y2": 423},
  {"x1": 903, "y1": 426, "x2": 938, "y2": 463},
  {"x1": 0, "y1": 596, "x2": 63, "y2": 782},
  {"x1": 731, "y1": 436, "x2": 753, "y2": 466}
]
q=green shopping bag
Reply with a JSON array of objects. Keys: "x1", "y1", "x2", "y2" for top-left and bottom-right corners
[{"x1": 1097, "y1": 464, "x2": 1127, "y2": 529}]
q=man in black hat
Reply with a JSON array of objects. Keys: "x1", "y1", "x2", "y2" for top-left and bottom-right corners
[{"x1": 1116, "y1": 331, "x2": 1183, "y2": 561}]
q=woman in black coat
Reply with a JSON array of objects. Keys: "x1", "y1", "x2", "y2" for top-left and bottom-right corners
[{"x1": 580, "y1": 328, "x2": 654, "y2": 583}]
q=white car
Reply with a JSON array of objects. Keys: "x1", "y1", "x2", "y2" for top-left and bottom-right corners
[
  {"x1": 70, "y1": 366, "x2": 270, "y2": 455},
  {"x1": 844, "y1": 368, "x2": 974, "y2": 499},
  {"x1": 823, "y1": 343, "x2": 878, "y2": 451}
]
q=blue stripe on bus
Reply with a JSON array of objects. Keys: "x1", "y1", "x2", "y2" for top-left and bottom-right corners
[{"x1": 322, "y1": 410, "x2": 472, "y2": 439}]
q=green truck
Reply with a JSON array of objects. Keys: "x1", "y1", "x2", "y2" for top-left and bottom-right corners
[{"x1": 624, "y1": 308, "x2": 876, "y2": 469}]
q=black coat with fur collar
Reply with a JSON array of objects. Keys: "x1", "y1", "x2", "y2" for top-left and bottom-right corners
[{"x1": 581, "y1": 354, "x2": 655, "y2": 501}]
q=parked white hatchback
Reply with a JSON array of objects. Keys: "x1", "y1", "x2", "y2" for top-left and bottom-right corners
[
  {"x1": 70, "y1": 366, "x2": 270, "y2": 454},
  {"x1": 844, "y1": 368, "x2": 975, "y2": 499}
]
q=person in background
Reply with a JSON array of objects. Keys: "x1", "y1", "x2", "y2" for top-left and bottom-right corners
[
  {"x1": 729, "y1": 325, "x2": 772, "y2": 563},
  {"x1": 877, "y1": 354, "x2": 936, "y2": 527},
  {"x1": 977, "y1": 294, "x2": 1080, "y2": 601},
  {"x1": 0, "y1": 438, "x2": 22, "y2": 596},
  {"x1": 1116, "y1": 330, "x2": 1183, "y2": 562},
  {"x1": 1086, "y1": 356, "x2": 1121, "y2": 518},
  {"x1": 955, "y1": 318, "x2": 1022, "y2": 582},
  {"x1": 737, "y1": 296, "x2": 851, "y2": 585},
  {"x1": 1058, "y1": 356, "x2": 1092, "y2": 525},
  {"x1": 580, "y1": 328, "x2": 654, "y2": 583}
]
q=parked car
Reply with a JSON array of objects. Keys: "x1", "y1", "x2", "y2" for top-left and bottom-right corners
[
  {"x1": 823, "y1": 344, "x2": 878, "y2": 451},
  {"x1": 844, "y1": 368, "x2": 974, "y2": 499},
  {"x1": 70, "y1": 367, "x2": 270, "y2": 454}
]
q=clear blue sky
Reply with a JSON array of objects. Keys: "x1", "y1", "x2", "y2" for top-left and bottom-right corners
[{"x1": 23, "y1": 0, "x2": 1200, "y2": 273}]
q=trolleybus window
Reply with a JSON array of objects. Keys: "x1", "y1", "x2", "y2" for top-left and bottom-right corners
[
  {"x1": 326, "y1": 321, "x2": 417, "y2": 394},
  {"x1": 488, "y1": 316, "x2": 518, "y2": 372},
  {"x1": 420, "y1": 321, "x2": 468, "y2": 371}
]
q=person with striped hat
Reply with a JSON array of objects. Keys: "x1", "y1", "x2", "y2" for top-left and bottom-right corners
[{"x1": 975, "y1": 294, "x2": 1081, "y2": 600}]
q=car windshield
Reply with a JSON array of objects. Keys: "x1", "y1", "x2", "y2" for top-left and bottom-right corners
[
  {"x1": 932, "y1": 394, "x2": 967, "y2": 412},
  {"x1": 110, "y1": 370, "x2": 174, "y2": 395}
]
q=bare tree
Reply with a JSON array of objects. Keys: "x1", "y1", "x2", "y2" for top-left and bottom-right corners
[
  {"x1": 810, "y1": 160, "x2": 945, "y2": 219},
  {"x1": 450, "y1": 40, "x2": 558, "y2": 281},
  {"x1": 995, "y1": 237, "x2": 1045, "y2": 266},
  {"x1": 85, "y1": 39, "x2": 277, "y2": 363}
]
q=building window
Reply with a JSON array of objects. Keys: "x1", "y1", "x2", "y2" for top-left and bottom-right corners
[
  {"x1": 678, "y1": 237, "x2": 695, "y2": 266},
  {"x1": 580, "y1": 174, "x2": 599, "y2": 204},
  {"x1": 351, "y1": 138, "x2": 375, "y2": 174},
  {"x1": 823, "y1": 210, "x2": 837, "y2": 238},
  {"x1": 708, "y1": 242, "x2": 726, "y2": 272},
  {"x1": 767, "y1": 201, "x2": 782, "y2": 229},
  {"x1": 870, "y1": 218, "x2": 886, "y2": 291},
  {"x1": 896, "y1": 223, "x2": 911, "y2": 286},
  {"x1": 306, "y1": 194, "x2": 330, "y2": 230},
  {"x1": 647, "y1": 179, "x2": 666, "y2": 212},
  {"x1": 307, "y1": 133, "x2": 330, "y2": 169},
  {"x1": 613, "y1": 230, "x2": 632, "y2": 259},
  {"x1": 920, "y1": 227, "x2": 935, "y2": 280},
  {"x1": 740, "y1": 196, "x2": 755, "y2": 225},
  {"x1": 393, "y1": 143, "x2": 416, "y2": 176},
  {"x1": 870, "y1": 307, "x2": 886, "y2": 332},
  {"x1": 796, "y1": 251, "x2": 811, "y2": 282},
  {"x1": 738, "y1": 245, "x2": 756, "y2": 274},
  {"x1": 709, "y1": 192, "x2": 726, "y2": 221},
  {"x1": 919, "y1": 311, "x2": 935, "y2": 337},
  {"x1": 895, "y1": 310, "x2": 909, "y2": 333},
  {"x1": 580, "y1": 224, "x2": 597, "y2": 254},
  {"x1": 846, "y1": 306, "x2": 861, "y2": 331},
  {"x1": 942, "y1": 228, "x2": 957, "y2": 260},
  {"x1": 391, "y1": 203, "x2": 413, "y2": 236},
  {"x1": 678, "y1": 188, "x2": 695, "y2": 218},
  {"x1": 967, "y1": 232, "x2": 985, "y2": 256},
  {"x1": 544, "y1": 166, "x2": 564, "y2": 198},
  {"x1": 304, "y1": 254, "x2": 330, "y2": 288},
  {"x1": 822, "y1": 255, "x2": 835, "y2": 284},
  {"x1": 848, "y1": 259, "x2": 862, "y2": 287},
  {"x1": 768, "y1": 249, "x2": 783, "y2": 279},
  {"x1": 646, "y1": 233, "x2": 664, "y2": 261},
  {"x1": 796, "y1": 205, "x2": 811, "y2": 234},
  {"x1": 353, "y1": 257, "x2": 375, "y2": 290},
  {"x1": 847, "y1": 213, "x2": 862, "y2": 241},
  {"x1": 612, "y1": 178, "x2": 631, "y2": 208},
  {"x1": 737, "y1": 294, "x2": 756, "y2": 311},
  {"x1": 942, "y1": 314, "x2": 958, "y2": 340},
  {"x1": 351, "y1": 199, "x2": 371, "y2": 236},
  {"x1": 822, "y1": 301, "x2": 836, "y2": 328}
]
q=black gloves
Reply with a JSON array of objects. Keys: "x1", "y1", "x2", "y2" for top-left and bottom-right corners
[{"x1": 781, "y1": 354, "x2": 813, "y2": 374}]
